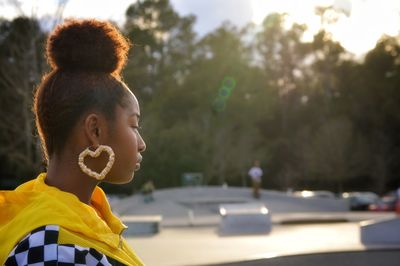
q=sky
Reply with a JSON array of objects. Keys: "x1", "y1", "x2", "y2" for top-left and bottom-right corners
[{"x1": 1, "y1": 0, "x2": 400, "y2": 56}]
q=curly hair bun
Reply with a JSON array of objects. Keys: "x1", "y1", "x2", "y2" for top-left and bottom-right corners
[{"x1": 47, "y1": 19, "x2": 130, "y2": 75}]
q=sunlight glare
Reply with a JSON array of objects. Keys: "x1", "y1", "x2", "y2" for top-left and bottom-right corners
[
  {"x1": 250, "y1": 0, "x2": 400, "y2": 56},
  {"x1": 329, "y1": 0, "x2": 400, "y2": 56},
  {"x1": 250, "y1": 0, "x2": 329, "y2": 41},
  {"x1": 63, "y1": 0, "x2": 133, "y2": 23},
  {"x1": 251, "y1": 0, "x2": 270, "y2": 25}
]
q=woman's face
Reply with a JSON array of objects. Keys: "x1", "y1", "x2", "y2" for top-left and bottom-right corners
[{"x1": 105, "y1": 92, "x2": 146, "y2": 184}]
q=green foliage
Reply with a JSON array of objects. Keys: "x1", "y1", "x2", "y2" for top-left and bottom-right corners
[
  {"x1": 1, "y1": 2, "x2": 400, "y2": 194},
  {"x1": 0, "y1": 17, "x2": 46, "y2": 183}
]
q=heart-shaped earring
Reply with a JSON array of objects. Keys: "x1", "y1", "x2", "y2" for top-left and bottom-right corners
[{"x1": 78, "y1": 145, "x2": 115, "y2": 180}]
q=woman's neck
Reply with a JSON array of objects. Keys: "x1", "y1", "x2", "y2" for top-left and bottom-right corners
[{"x1": 46, "y1": 155, "x2": 99, "y2": 204}]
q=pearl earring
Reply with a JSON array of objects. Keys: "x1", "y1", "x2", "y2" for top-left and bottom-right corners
[{"x1": 78, "y1": 145, "x2": 115, "y2": 180}]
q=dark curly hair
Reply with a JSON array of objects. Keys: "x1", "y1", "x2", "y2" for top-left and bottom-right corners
[{"x1": 34, "y1": 19, "x2": 132, "y2": 160}]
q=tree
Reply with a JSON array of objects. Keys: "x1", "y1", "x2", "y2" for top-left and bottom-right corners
[
  {"x1": 301, "y1": 117, "x2": 371, "y2": 192},
  {"x1": 0, "y1": 0, "x2": 68, "y2": 185},
  {"x1": 1, "y1": 1, "x2": 399, "y2": 195},
  {"x1": 342, "y1": 36, "x2": 400, "y2": 193},
  {"x1": 123, "y1": 0, "x2": 195, "y2": 99},
  {"x1": 181, "y1": 23, "x2": 268, "y2": 186},
  {"x1": 121, "y1": 0, "x2": 200, "y2": 188},
  {"x1": 0, "y1": 17, "x2": 46, "y2": 180},
  {"x1": 255, "y1": 13, "x2": 314, "y2": 188}
]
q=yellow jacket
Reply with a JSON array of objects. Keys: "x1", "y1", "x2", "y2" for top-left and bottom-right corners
[{"x1": 0, "y1": 173, "x2": 144, "y2": 265}]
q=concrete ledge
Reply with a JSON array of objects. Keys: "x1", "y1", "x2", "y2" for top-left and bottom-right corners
[
  {"x1": 121, "y1": 215, "x2": 162, "y2": 236},
  {"x1": 218, "y1": 203, "x2": 272, "y2": 235},
  {"x1": 360, "y1": 217, "x2": 400, "y2": 245}
]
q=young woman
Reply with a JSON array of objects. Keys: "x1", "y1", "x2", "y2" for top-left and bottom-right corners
[{"x1": 0, "y1": 19, "x2": 146, "y2": 265}]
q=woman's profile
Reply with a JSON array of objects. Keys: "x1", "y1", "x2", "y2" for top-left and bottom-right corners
[{"x1": 0, "y1": 19, "x2": 146, "y2": 265}]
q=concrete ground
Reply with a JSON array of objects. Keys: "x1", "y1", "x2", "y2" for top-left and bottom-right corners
[
  {"x1": 109, "y1": 187, "x2": 399, "y2": 266},
  {"x1": 127, "y1": 222, "x2": 399, "y2": 266},
  {"x1": 111, "y1": 186, "x2": 394, "y2": 227},
  {"x1": 111, "y1": 186, "x2": 350, "y2": 214},
  {"x1": 213, "y1": 250, "x2": 400, "y2": 266}
]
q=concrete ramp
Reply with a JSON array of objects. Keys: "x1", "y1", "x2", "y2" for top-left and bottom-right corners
[
  {"x1": 110, "y1": 186, "x2": 349, "y2": 227},
  {"x1": 360, "y1": 217, "x2": 400, "y2": 245},
  {"x1": 218, "y1": 203, "x2": 272, "y2": 235}
]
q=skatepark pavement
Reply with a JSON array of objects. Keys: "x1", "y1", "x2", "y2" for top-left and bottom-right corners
[
  {"x1": 110, "y1": 186, "x2": 394, "y2": 227},
  {"x1": 108, "y1": 187, "x2": 399, "y2": 266}
]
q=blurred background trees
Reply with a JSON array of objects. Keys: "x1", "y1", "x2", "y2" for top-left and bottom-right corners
[
  {"x1": 0, "y1": 0, "x2": 399, "y2": 195},
  {"x1": 0, "y1": 17, "x2": 47, "y2": 187}
]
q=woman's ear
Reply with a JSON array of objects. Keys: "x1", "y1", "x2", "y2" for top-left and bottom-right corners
[{"x1": 84, "y1": 113, "x2": 101, "y2": 147}]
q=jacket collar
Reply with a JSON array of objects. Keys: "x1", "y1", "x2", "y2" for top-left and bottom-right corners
[{"x1": 17, "y1": 173, "x2": 127, "y2": 249}]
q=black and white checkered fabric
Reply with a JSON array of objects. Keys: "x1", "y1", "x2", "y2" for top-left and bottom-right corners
[{"x1": 5, "y1": 225, "x2": 126, "y2": 266}]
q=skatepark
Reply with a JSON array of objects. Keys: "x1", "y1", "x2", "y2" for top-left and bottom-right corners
[{"x1": 109, "y1": 187, "x2": 400, "y2": 266}]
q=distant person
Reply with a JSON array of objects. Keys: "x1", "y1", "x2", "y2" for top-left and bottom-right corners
[
  {"x1": 0, "y1": 19, "x2": 145, "y2": 265},
  {"x1": 248, "y1": 160, "x2": 263, "y2": 199},
  {"x1": 396, "y1": 187, "x2": 400, "y2": 215},
  {"x1": 142, "y1": 180, "x2": 155, "y2": 203}
]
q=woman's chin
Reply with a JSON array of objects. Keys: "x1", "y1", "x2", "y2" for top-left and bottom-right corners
[{"x1": 105, "y1": 173, "x2": 135, "y2": 184}]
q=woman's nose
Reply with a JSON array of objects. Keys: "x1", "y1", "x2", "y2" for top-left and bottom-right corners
[{"x1": 138, "y1": 134, "x2": 146, "y2": 152}]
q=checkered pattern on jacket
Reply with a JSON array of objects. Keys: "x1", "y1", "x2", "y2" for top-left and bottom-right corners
[{"x1": 5, "y1": 225, "x2": 126, "y2": 266}]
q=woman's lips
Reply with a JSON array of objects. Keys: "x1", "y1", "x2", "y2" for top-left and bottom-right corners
[
  {"x1": 135, "y1": 163, "x2": 141, "y2": 171},
  {"x1": 135, "y1": 155, "x2": 142, "y2": 171}
]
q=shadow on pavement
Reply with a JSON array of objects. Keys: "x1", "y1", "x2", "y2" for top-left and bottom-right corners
[{"x1": 205, "y1": 249, "x2": 400, "y2": 266}]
